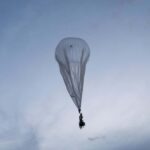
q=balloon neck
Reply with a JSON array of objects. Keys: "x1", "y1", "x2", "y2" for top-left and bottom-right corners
[{"x1": 78, "y1": 108, "x2": 81, "y2": 114}]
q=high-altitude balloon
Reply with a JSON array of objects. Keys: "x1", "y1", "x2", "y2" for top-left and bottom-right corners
[{"x1": 55, "y1": 37, "x2": 90, "y2": 128}]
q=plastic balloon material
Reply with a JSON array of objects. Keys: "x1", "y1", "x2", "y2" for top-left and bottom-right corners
[{"x1": 55, "y1": 37, "x2": 90, "y2": 129}]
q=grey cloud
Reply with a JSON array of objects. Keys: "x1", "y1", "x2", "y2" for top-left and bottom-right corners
[
  {"x1": 115, "y1": 137, "x2": 150, "y2": 150},
  {"x1": 0, "y1": 109, "x2": 40, "y2": 150},
  {"x1": 86, "y1": 128, "x2": 150, "y2": 150},
  {"x1": 14, "y1": 129, "x2": 40, "y2": 150},
  {"x1": 88, "y1": 135, "x2": 106, "y2": 141}
]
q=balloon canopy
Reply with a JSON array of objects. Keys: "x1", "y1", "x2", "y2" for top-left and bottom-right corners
[{"x1": 55, "y1": 37, "x2": 90, "y2": 128}]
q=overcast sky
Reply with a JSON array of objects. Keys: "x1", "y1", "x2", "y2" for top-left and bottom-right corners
[{"x1": 0, "y1": 0, "x2": 150, "y2": 149}]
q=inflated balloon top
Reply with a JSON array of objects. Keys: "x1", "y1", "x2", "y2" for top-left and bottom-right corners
[
  {"x1": 55, "y1": 37, "x2": 90, "y2": 65},
  {"x1": 55, "y1": 37, "x2": 90, "y2": 129}
]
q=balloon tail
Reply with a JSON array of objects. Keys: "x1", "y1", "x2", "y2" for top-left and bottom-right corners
[{"x1": 79, "y1": 113, "x2": 85, "y2": 129}]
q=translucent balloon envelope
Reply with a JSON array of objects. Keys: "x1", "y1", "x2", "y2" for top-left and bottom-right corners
[{"x1": 55, "y1": 37, "x2": 90, "y2": 128}]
